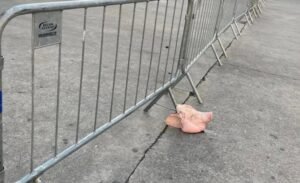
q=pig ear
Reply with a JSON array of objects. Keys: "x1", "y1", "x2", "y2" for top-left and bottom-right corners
[
  {"x1": 202, "y1": 112, "x2": 213, "y2": 123},
  {"x1": 165, "y1": 113, "x2": 182, "y2": 129}
]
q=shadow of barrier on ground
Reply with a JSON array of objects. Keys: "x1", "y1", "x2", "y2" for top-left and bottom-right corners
[{"x1": 0, "y1": 0, "x2": 265, "y2": 182}]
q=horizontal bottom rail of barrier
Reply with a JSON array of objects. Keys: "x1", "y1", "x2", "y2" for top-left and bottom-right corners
[{"x1": 17, "y1": 73, "x2": 181, "y2": 183}]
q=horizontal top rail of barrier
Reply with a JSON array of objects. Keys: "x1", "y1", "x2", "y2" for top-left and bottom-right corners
[{"x1": 0, "y1": 0, "x2": 160, "y2": 54}]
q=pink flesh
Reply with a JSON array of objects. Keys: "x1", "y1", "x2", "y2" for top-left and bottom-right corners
[{"x1": 165, "y1": 105, "x2": 213, "y2": 133}]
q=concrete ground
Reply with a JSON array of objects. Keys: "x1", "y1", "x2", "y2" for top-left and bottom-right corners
[
  {"x1": 128, "y1": 1, "x2": 300, "y2": 183},
  {"x1": 0, "y1": 0, "x2": 299, "y2": 182}
]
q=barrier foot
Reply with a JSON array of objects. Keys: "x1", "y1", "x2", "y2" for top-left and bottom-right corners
[
  {"x1": 168, "y1": 88, "x2": 177, "y2": 109},
  {"x1": 143, "y1": 91, "x2": 165, "y2": 112},
  {"x1": 217, "y1": 37, "x2": 228, "y2": 58},
  {"x1": 144, "y1": 88, "x2": 178, "y2": 112},
  {"x1": 211, "y1": 44, "x2": 223, "y2": 66},
  {"x1": 186, "y1": 72, "x2": 203, "y2": 104},
  {"x1": 29, "y1": 177, "x2": 42, "y2": 183}
]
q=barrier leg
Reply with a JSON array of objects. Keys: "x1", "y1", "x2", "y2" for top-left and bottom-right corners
[
  {"x1": 143, "y1": 91, "x2": 165, "y2": 112},
  {"x1": 252, "y1": 8, "x2": 257, "y2": 18},
  {"x1": 256, "y1": 6, "x2": 261, "y2": 17},
  {"x1": 186, "y1": 72, "x2": 203, "y2": 104},
  {"x1": 168, "y1": 88, "x2": 178, "y2": 109},
  {"x1": 253, "y1": 7, "x2": 258, "y2": 18},
  {"x1": 257, "y1": 4, "x2": 262, "y2": 14},
  {"x1": 248, "y1": 11, "x2": 254, "y2": 23},
  {"x1": 211, "y1": 43, "x2": 223, "y2": 66},
  {"x1": 144, "y1": 88, "x2": 178, "y2": 112},
  {"x1": 217, "y1": 37, "x2": 228, "y2": 58},
  {"x1": 234, "y1": 20, "x2": 241, "y2": 36},
  {"x1": 230, "y1": 24, "x2": 239, "y2": 40},
  {"x1": 245, "y1": 13, "x2": 251, "y2": 25}
]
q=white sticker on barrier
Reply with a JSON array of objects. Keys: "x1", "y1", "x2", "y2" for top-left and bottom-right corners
[{"x1": 33, "y1": 11, "x2": 62, "y2": 49}]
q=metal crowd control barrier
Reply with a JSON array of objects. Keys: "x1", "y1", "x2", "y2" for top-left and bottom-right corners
[
  {"x1": 145, "y1": 0, "x2": 265, "y2": 109},
  {"x1": 0, "y1": 0, "x2": 265, "y2": 182}
]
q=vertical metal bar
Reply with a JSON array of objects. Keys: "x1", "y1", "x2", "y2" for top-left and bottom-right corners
[
  {"x1": 202, "y1": 1, "x2": 215, "y2": 49},
  {"x1": 196, "y1": 0, "x2": 207, "y2": 51},
  {"x1": 30, "y1": 15, "x2": 36, "y2": 172},
  {"x1": 193, "y1": 0, "x2": 206, "y2": 58},
  {"x1": 186, "y1": 0, "x2": 201, "y2": 64},
  {"x1": 177, "y1": 0, "x2": 194, "y2": 73},
  {"x1": 145, "y1": 0, "x2": 192, "y2": 112},
  {"x1": 232, "y1": 0, "x2": 238, "y2": 18},
  {"x1": 109, "y1": 5, "x2": 122, "y2": 121},
  {"x1": 135, "y1": 2, "x2": 148, "y2": 104},
  {"x1": 145, "y1": 1, "x2": 160, "y2": 97},
  {"x1": 190, "y1": 0, "x2": 202, "y2": 58},
  {"x1": 186, "y1": 72, "x2": 203, "y2": 104},
  {"x1": 54, "y1": 42, "x2": 62, "y2": 156},
  {"x1": 232, "y1": 0, "x2": 241, "y2": 36},
  {"x1": 0, "y1": 56, "x2": 4, "y2": 182},
  {"x1": 75, "y1": 8, "x2": 87, "y2": 143},
  {"x1": 170, "y1": 0, "x2": 185, "y2": 81},
  {"x1": 154, "y1": 0, "x2": 169, "y2": 91},
  {"x1": 94, "y1": 6, "x2": 106, "y2": 130},
  {"x1": 211, "y1": 43, "x2": 222, "y2": 66},
  {"x1": 188, "y1": 0, "x2": 202, "y2": 62},
  {"x1": 163, "y1": 0, "x2": 178, "y2": 85},
  {"x1": 124, "y1": 3, "x2": 136, "y2": 112},
  {"x1": 198, "y1": 0, "x2": 208, "y2": 52},
  {"x1": 214, "y1": 0, "x2": 224, "y2": 36},
  {"x1": 195, "y1": 0, "x2": 208, "y2": 56}
]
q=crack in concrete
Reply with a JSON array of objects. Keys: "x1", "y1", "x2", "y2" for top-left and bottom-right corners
[{"x1": 124, "y1": 125, "x2": 168, "y2": 183}]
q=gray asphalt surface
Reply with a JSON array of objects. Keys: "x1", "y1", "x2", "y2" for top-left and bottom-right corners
[
  {"x1": 0, "y1": 0, "x2": 299, "y2": 183},
  {"x1": 129, "y1": 1, "x2": 300, "y2": 183}
]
